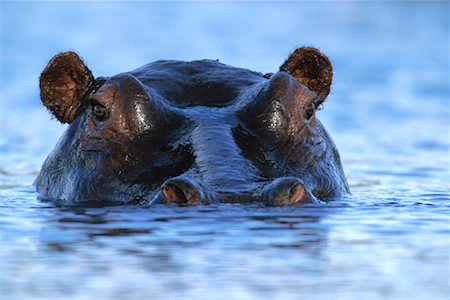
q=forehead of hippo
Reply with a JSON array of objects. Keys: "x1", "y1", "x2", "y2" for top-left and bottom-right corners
[{"x1": 129, "y1": 59, "x2": 267, "y2": 107}]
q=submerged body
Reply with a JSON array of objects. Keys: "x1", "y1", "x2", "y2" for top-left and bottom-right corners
[{"x1": 35, "y1": 47, "x2": 349, "y2": 206}]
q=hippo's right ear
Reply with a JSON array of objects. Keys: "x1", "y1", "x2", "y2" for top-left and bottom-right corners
[
  {"x1": 280, "y1": 47, "x2": 333, "y2": 108},
  {"x1": 39, "y1": 52, "x2": 95, "y2": 123}
]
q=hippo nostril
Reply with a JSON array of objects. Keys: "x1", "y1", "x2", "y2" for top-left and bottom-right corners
[
  {"x1": 288, "y1": 183, "x2": 306, "y2": 203},
  {"x1": 162, "y1": 183, "x2": 188, "y2": 204},
  {"x1": 161, "y1": 177, "x2": 202, "y2": 206},
  {"x1": 262, "y1": 177, "x2": 313, "y2": 206}
]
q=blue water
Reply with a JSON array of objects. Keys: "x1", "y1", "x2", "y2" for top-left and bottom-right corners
[{"x1": 1, "y1": 2, "x2": 449, "y2": 300}]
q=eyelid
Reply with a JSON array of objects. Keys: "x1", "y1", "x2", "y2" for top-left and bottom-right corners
[
  {"x1": 91, "y1": 101, "x2": 109, "y2": 122},
  {"x1": 88, "y1": 96, "x2": 102, "y2": 107}
]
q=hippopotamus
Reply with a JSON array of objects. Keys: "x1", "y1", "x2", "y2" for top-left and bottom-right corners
[{"x1": 35, "y1": 47, "x2": 349, "y2": 206}]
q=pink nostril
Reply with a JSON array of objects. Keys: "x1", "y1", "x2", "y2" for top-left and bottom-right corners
[
  {"x1": 262, "y1": 177, "x2": 312, "y2": 206},
  {"x1": 161, "y1": 177, "x2": 202, "y2": 205},
  {"x1": 288, "y1": 183, "x2": 306, "y2": 204},
  {"x1": 162, "y1": 183, "x2": 188, "y2": 205}
]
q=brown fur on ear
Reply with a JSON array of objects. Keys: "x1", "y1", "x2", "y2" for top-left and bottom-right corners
[
  {"x1": 280, "y1": 47, "x2": 333, "y2": 107},
  {"x1": 39, "y1": 52, "x2": 94, "y2": 123}
]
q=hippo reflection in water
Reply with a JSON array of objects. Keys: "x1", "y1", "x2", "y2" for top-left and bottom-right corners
[{"x1": 35, "y1": 47, "x2": 350, "y2": 206}]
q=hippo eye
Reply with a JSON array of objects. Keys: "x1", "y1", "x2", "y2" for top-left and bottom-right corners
[{"x1": 92, "y1": 103, "x2": 109, "y2": 121}]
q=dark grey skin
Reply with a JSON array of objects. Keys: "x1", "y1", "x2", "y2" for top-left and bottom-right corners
[{"x1": 35, "y1": 47, "x2": 350, "y2": 206}]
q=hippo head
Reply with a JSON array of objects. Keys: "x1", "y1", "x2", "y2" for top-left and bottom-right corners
[{"x1": 36, "y1": 47, "x2": 349, "y2": 206}]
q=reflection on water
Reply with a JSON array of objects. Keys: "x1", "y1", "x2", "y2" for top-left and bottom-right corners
[
  {"x1": 1, "y1": 1, "x2": 449, "y2": 300},
  {"x1": 2, "y1": 198, "x2": 334, "y2": 299},
  {"x1": 1, "y1": 193, "x2": 449, "y2": 299}
]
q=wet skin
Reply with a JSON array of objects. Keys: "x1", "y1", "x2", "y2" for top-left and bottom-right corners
[{"x1": 35, "y1": 47, "x2": 350, "y2": 206}]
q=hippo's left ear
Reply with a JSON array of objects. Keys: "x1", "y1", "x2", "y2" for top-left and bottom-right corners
[
  {"x1": 40, "y1": 52, "x2": 95, "y2": 123},
  {"x1": 280, "y1": 47, "x2": 333, "y2": 107}
]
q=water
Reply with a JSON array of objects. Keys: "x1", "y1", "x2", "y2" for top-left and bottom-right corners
[{"x1": 1, "y1": 2, "x2": 449, "y2": 299}]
